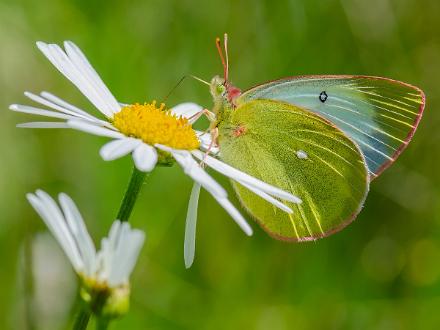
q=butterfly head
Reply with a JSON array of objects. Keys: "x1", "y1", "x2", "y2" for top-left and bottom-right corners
[
  {"x1": 209, "y1": 75, "x2": 226, "y2": 99},
  {"x1": 211, "y1": 34, "x2": 241, "y2": 107},
  {"x1": 210, "y1": 75, "x2": 241, "y2": 103}
]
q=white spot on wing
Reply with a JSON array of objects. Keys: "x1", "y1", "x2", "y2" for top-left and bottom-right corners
[{"x1": 296, "y1": 150, "x2": 308, "y2": 159}]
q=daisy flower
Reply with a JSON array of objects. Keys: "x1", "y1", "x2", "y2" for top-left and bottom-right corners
[
  {"x1": 11, "y1": 41, "x2": 301, "y2": 267},
  {"x1": 26, "y1": 189, "x2": 145, "y2": 317}
]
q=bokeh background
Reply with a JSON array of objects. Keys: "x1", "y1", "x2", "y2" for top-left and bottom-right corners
[{"x1": 0, "y1": 0, "x2": 439, "y2": 329}]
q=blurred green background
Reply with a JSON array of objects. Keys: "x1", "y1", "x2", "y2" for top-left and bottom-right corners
[{"x1": 0, "y1": 0, "x2": 439, "y2": 329}]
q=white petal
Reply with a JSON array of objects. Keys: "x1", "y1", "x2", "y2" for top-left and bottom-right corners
[
  {"x1": 96, "y1": 221, "x2": 120, "y2": 281},
  {"x1": 184, "y1": 183, "x2": 201, "y2": 269},
  {"x1": 19, "y1": 92, "x2": 113, "y2": 129},
  {"x1": 192, "y1": 150, "x2": 302, "y2": 204},
  {"x1": 99, "y1": 138, "x2": 141, "y2": 161},
  {"x1": 107, "y1": 221, "x2": 145, "y2": 286},
  {"x1": 108, "y1": 220, "x2": 122, "y2": 243},
  {"x1": 24, "y1": 91, "x2": 95, "y2": 122},
  {"x1": 160, "y1": 147, "x2": 226, "y2": 199},
  {"x1": 132, "y1": 143, "x2": 158, "y2": 172},
  {"x1": 58, "y1": 193, "x2": 96, "y2": 276},
  {"x1": 121, "y1": 229, "x2": 145, "y2": 278},
  {"x1": 40, "y1": 91, "x2": 100, "y2": 121},
  {"x1": 36, "y1": 41, "x2": 119, "y2": 117},
  {"x1": 47, "y1": 42, "x2": 112, "y2": 116},
  {"x1": 38, "y1": 42, "x2": 111, "y2": 116},
  {"x1": 96, "y1": 240, "x2": 110, "y2": 281},
  {"x1": 238, "y1": 181, "x2": 293, "y2": 213},
  {"x1": 33, "y1": 191, "x2": 84, "y2": 269},
  {"x1": 10, "y1": 104, "x2": 77, "y2": 120},
  {"x1": 67, "y1": 120, "x2": 125, "y2": 139},
  {"x1": 27, "y1": 190, "x2": 84, "y2": 272},
  {"x1": 170, "y1": 102, "x2": 203, "y2": 119},
  {"x1": 103, "y1": 220, "x2": 124, "y2": 281},
  {"x1": 107, "y1": 221, "x2": 127, "y2": 284},
  {"x1": 108, "y1": 229, "x2": 144, "y2": 285},
  {"x1": 17, "y1": 122, "x2": 70, "y2": 128},
  {"x1": 196, "y1": 130, "x2": 219, "y2": 155},
  {"x1": 64, "y1": 41, "x2": 120, "y2": 114},
  {"x1": 195, "y1": 130, "x2": 212, "y2": 147}
]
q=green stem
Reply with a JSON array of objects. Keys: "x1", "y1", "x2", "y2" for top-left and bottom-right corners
[
  {"x1": 73, "y1": 308, "x2": 91, "y2": 330},
  {"x1": 92, "y1": 291, "x2": 110, "y2": 330},
  {"x1": 117, "y1": 167, "x2": 148, "y2": 222}
]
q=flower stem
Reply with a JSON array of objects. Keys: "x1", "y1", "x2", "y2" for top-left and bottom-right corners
[
  {"x1": 91, "y1": 291, "x2": 110, "y2": 330},
  {"x1": 117, "y1": 167, "x2": 149, "y2": 222},
  {"x1": 73, "y1": 308, "x2": 91, "y2": 330}
]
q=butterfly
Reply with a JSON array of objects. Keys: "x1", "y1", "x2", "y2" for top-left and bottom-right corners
[{"x1": 203, "y1": 34, "x2": 425, "y2": 241}]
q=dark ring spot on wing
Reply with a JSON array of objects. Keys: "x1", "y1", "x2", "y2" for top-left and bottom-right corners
[{"x1": 319, "y1": 91, "x2": 328, "y2": 103}]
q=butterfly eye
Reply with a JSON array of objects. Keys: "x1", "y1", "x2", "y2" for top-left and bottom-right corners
[
  {"x1": 217, "y1": 84, "x2": 227, "y2": 96},
  {"x1": 319, "y1": 91, "x2": 328, "y2": 103}
]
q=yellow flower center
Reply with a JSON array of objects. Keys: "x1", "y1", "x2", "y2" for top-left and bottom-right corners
[{"x1": 113, "y1": 102, "x2": 200, "y2": 150}]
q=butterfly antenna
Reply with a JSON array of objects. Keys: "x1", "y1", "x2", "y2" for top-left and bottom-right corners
[
  {"x1": 161, "y1": 75, "x2": 187, "y2": 103},
  {"x1": 161, "y1": 75, "x2": 210, "y2": 103},
  {"x1": 190, "y1": 75, "x2": 210, "y2": 86},
  {"x1": 216, "y1": 36, "x2": 228, "y2": 82},
  {"x1": 223, "y1": 33, "x2": 229, "y2": 82}
]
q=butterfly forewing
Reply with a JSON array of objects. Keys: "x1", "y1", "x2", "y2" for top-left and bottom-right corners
[
  {"x1": 238, "y1": 76, "x2": 425, "y2": 178},
  {"x1": 218, "y1": 99, "x2": 369, "y2": 241}
]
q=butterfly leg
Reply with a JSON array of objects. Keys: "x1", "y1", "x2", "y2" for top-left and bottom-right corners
[
  {"x1": 188, "y1": 109, "x2": 218, "y2": 165},
  {"x1": 202, "y1": 127, "x2": 219, "y2": 163},
  {"x1": 188, "y1": 108, "x2": 216, "y2": 124}
]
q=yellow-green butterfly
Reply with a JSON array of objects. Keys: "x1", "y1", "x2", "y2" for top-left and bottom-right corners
[{"x1": 206, "y1": 35, "x2": 425, "y2": 241}]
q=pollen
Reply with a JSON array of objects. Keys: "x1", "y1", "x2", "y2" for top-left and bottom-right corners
[{"x1": 113, "y1": 102, "x2": 200, "y2": 150}]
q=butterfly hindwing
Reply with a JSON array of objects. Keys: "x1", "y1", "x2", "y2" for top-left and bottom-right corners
[
  {"x1": 218, "y1": 99, "x2": 369, "y2": 241},
  {"x1": 238, "y1": 76, "x2": 425, "y2": 178}
]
